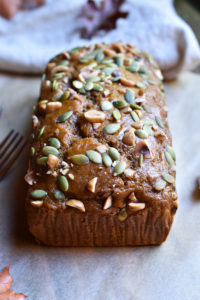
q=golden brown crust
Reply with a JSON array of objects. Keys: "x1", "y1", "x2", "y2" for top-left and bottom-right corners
[{"x1": 25, "y1": 43, "x2": 178, "y2": 246}]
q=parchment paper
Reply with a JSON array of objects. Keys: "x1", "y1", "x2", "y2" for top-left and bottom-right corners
[{"x1": 0, "y1": 72, "x2": 200, "y2": 300}]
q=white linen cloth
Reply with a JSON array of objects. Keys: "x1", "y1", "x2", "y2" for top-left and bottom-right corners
[{"x1": 0, "y1": 0, "x2": 199, "y2": 79}]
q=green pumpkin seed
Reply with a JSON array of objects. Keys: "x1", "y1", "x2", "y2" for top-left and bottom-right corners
[
  {"x1": 135, "y1": 129, "x2": 148, "y2": 139},
  {"x1": 89, "y1": 61, "x2": 98, "y2": 68},
  {"x1": 61, "y1": 90, "x2": 70, "y2": 101},
  {"x1": 136, "y1": 81, "x2": 147, "y2": 89},
  {"x1": 101, "y1": 59, "x2": 113, "y2": 65},
  {"x1": 37, "y1": 156, "x2": 48, "y2": 165},
  {"x1": 87, "y1": 76, "x2": 101, "y2": 82},
  {"x1": 71, "y1": 154, "x2": 89, "y2": 165},
  {"x1": 109, "y1": 147, "x2": 120, "y2": 161},
  {"x1": 124, "y1": 90, "x2": 135, "y2": 104},
  {"x1": 138, "y1": 154, "x2": 143, "y2": 167},
  {"x1": 102, "y1": 153, "x2": 112, "y2": 167},
  {"x1": 143, "y1": 118, "x2": 154, "y2": 125},
  {"x1": 85, "y1": 81, "x2": 94, "y2": 91},
  {"x1": 147, "y1": 79, "x2": 157, "y2": 85},
  {"x1": 118, "y1": 208, "x2": 127, "y2": 222},
  {"x1": 78, "y1": 87, "x2": 86, "y2": 94},
  {"x1": 42, "y1": 73, "x2": 46, "y2": 81},
  {"x1": 86, "y1": 150, "x2": 102, "y2": 164},
  {"x1": 31, "y1": 189, "x2": 47, "y2": 199},
  {"x1": 102, "y1": 67, "x2": 115, "y2": 74},
  {"x1": 143, "y1": 124, "x2": 152, "y2": 136},
  {"x1": 111, "y1": 76, "x2": 121, "y2": 82},
  {"x1": 30, "y1": 147, "x2": 35, "y2": 156},
  {"x1": 154, "y1": 178, "x2": 166, "y2": 191},
  {"x1": 42, "y1": 146, "x2": 60, "y2": 157},
  {"x1": 155, "y1": 116, "x2": 164, "y2": 129},
  {"x1": 72, "y1": 80, "x2": 83, "y2": 89},
  {"x1": 101, "y1": 101, "x2": 113, "y2": 111},
  {"x1": 143, "y1": 104, "x2": 152, "y2": 113},
  {"x1": 56, "y1": 111, "x2": 73, "y2": 123},
  {"x1": 48, "y1": 137, "x2": 61, "y2": 149},
  {"x1": 165, "y1": 151, "x2": 175, "y2": 165},
  {"x1": 131, "y1": 111, "x2": 140, "y2": 122},
  {"x1": 57, "y1": 60, "x2": 69, "y2": 66},
  {"x1": 115, "y1": 56, "x2": 123, "y2": 67},
  {"x1": 68, "y1": 47, "x2": 82, "y2": 54},
  {"x1": 53, "y1": 189, "x2": 65, "y2": 200},
  {"x1": 112, "y1": 109, "x2": 121, "y2": 121},
  {"x1": 113, "y1": 100, "x2": 127, "y2": 109},
  {"x1": 95, "y1": 51, "x2": 104, "y2": 61},
  {"x1": 52, "y1": 80, "x2": 59, "y2": 91},
  {"x1": 37, "y1": 126, "x2": 45, "y2": 140},
  {"x1": 166, "y1": 145, "x2": 176, "y2": 161},
  {"x1": 103, "y1": 123, "x2": 120, "y2": 135},
  {"x1": 39, "y1": 100, "x2": 48, "y2": 105},
  {"x1": 58, "y1": 175, "x2": 69, "y2": 192},
  {"x1": 162, "y1": 173, "x2": 175, "y2": 184},
  {"x1": 113, "y1": 161, "x2": 126, "y2": 176},
  {"x1": 52, "y1": 72, "x2": 66, "y2": 81},
  {"x1": 93, "y1": 84, "x2": 103, "y2": 92},
  {"x1": 130, "y1": 103, "x2": 141, "y2": 110},
  {"x1": 126, "y1": 62, "x2": 140, "y2": 72},
  {"x1": 52, "y1": 90, "x2": 63, "y2": 101},
  {"x1": 80, "y1": 57, "x2": 90, "y2": 63}
]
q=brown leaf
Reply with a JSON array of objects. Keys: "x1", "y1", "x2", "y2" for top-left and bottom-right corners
[
  {"x1": 0, "y1": 265, "x2": 27, "y2": 299},
  {"x1": 79, "y1": 0, "x2": 128, "y2": 39}
]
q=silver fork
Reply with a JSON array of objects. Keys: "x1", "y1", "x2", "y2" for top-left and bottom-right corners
[{"x1": 0, "y1": 129, "x2": 27, "y2": 180}]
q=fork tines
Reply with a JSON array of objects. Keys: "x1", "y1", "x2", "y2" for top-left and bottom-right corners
[{"x1": 0, "y1": 129, "x2": 27, "y2": 180}]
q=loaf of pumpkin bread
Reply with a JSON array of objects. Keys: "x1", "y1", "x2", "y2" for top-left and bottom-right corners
[{"x1": 25, "y1": 43, "x2": 178, "y2": 246}]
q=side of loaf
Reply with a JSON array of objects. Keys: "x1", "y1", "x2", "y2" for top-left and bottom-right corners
[{"x1": 25, "y1": 43, "x2": 178, "y2": 246}]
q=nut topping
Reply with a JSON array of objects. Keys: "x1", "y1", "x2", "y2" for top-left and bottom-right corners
[
  {"x1": 46, "y1": 101, "x2": 62, "y2": 113},
  {"x1": 103, "y1": 196, "x2": 112, "y2": 210},
  {"x1": 135, "y1": 140, "x2": 151, "y2": 158},
  {"x1": 128, "y1": 202, "x2": 145, "y2": 211},
  {"x1": 87, "y1": 177, "x2": 98, "y2": 193},
  {"x1": 66, "y1": 199, "x2": 85, "y2": 212},
  {"x1": 47, "y1": 154, "x2": 59, "y2": 169},
  {"x1": 84, "y1": 110, "x2": 105, "y2": 123},
  {"x1": 122, "y1": 128, "x2": 135, "y2": 146},
  {"x1": 30, "y1": 200, "x2": 44, "y2": 208}
]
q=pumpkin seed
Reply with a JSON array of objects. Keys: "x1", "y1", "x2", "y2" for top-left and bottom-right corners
[
  {"x1": 58, "y1": 175, "x2": 69, "y2": 192},
  {"x1": 143, "y1": 118, "x2": 154, "y2": 125},
  {"x1": 113, "y1": 161, "x2": 126, "y2": 176},
  {"x1": 102, "y1": 67, "x2": 115, "y2": 74},
  {"x1": 89, "y1": 61, "x2": 98, "y2": 68},
  {"x1": 85, "y1": 81, "x2": 94, "y2": 91},
  {"x1": 135, "y1": 129, "x2": 148, "y2": 139},
  {"x1": 147, "y1": 79, "x2": 157, "y2": 85},
  {"x1": 39, "y1": 100, "x2": 48, "y2": 105},
  {"x1": 71, "y1": 154, "x2": 89, "y2": 165},
  {"x1": 155, "y1": 116, "x2": 164, "y2": 128},
  {"x1": 52, "y1": 73, "x2": 66, "y2": 81},
  {"x1": 93, "y1": 84, "x2": 103, "y2": 92},
  {"x1": 162, "y1": 173, "x2": 175, "y2": 184},
  {"x1": 115, "y1": 56, "x2": 123, "y2": 67},
  {"x1": 52, "y1": 90, "x2": 63, "y2": 101},
  {"x1": 87, "y1": 76, "x2": 101, "y2": 82},
  {"x1": 103, "y1": 123, "x2": 120, "y2": 135},
  {"x1": 118, "y1": 208, "x2": 127, "y2": 221},
  {"x1": 166, "y1": 145, "x2": 176, "y2": 161},
  {"x1": 112, "y1": 109, "x2": 121, "y2": 121},
  {"x1": 131, "y1": 111, "x2": 140, "y2": 122},
  {"x1": 48, "y1": 137, "x2": 61, "y2": 149},
  {"x1": 130, "y1": 103, "x2": 141, "y2": 110},
  {"x1": 80, "y1": 57, "x2": 90, "y2": 63},
  {"x1": 138, "y1": 154, "x2": 143, "y2": 167},
  {"x1": 37, "y1": 126, "x2": 45, "y2": 140},
  {"x1": 86, "y1": 150, "x2": 102, "y2": 164},
  {"x1": 78, "y1": 87, "x2": 86, "y2": 94},
  {"x1": 68, "y1": 47, "x2": 82, "y2": 54},
  {"x1": 124, "y1": 89, "x2": 135, "y2": 104},
  {"x1": 126, "y1": 62, "x2": 140, "y2": 72},
  {"x1": 113, "y1": 100, "x2": 127, "y2": 109},
  {"x1": 109, "y1": 147, "x2": 120, "y2": 161},
  {"x1": 31, "y1": 189, "x2": 47, "y2": 199},
  {"x1": 154, "y1": 178, "x2": 166, "y2": 191},
  {"x1": 136, "y1": 81, "x2": 147, "y2": 89},
  {"x1": 61, "y1": 90, "x2": 70, "y2": 101},
  {"x1": 143, "y1": 124, "x2": 152, "y2": 136},
  {"x1": 52, "y1": 80, "x2": 59, "y2": 91},
  {"x1": 165, "y1": 151, "x2": 175, "y2": 165},
  {"x1": 30, "y1": 147, "x2": 35, "y2": 156},
  {"x1": 72, "y1": 80, "x2": 83, "y2": 89},
  {"x1": 101, "y1": 101, "x2": 113, "y2": 111},
  {"x1": 37, "y1": 156, "x2": 48, "y2": 165},
  {"x1": 111, "y1": 76, "x2": 121, "y2": 82},
  {"x1": 56, "y1": 111, "x2": 73, "y2": 123},
  {"x1": 102, "y1": 153, "x2": 112, "y2": 167},
  {"x1": 42, "y1": 146, "x2": 60, "y2": 157},
  {"x1": 143, "y1": 104, "x2": 152, "y2": 113},
  {"x1": 57, "y1": 60, "x2": 69, "y2": 66},
  {"x1": 53, "y1": 189, "x2": 65, "y2": 200},
  {"x1": 95, "y1": 51, "x2": 104, "y2": 61},
  {"x1": 101, "y1": 59, "x2": 113, "y2": 65}
]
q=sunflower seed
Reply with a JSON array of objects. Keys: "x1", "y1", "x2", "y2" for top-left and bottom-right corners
[
  {"x1": 101, "y1": 101, "x2": 113, "y2": 111},
  {"x1": 86, "y1": 150, "x2": 102, "y2": 164},
  {"x1": 109, "y1": 147, "x2": 120, "y2": 161},
  {"x1": 162, "y1": 173, "x2": 175, "y2": 184},
  {"x1": 155, "y1": 116, "x2": 164, "y2": 128},
  {"x1": 42, "y1": 146, "x2": 60, "y2": 157},
  {"x1": 131, "y1": 111, "x2": 140, "y2": 122},
  {"x1": 58, "y1": 175, "x2": 69, "y2": 192},
  {"x1": 53, "y1": 190, "x2": 65, "y2": 200},
  {"x1": 56, "y1": 111, "x2": 73, "y2": 122},
  {"x1": 37, "y1": 156, "x2": 48, "y2": 165},
  {"x1": 48, "y1": 137, "x2": 61, "y2": 149},
  {"x1": 71, "y1": 154, "x2": 89, "y2": 165},
  {"x1": 37, "y1": 125, "x2": 45, "y2": 139},
  {"x1": 31, "y1": 189, "x2": 47, "y2": 199},
  {"x1": 113, "y1": 100, "x2": 127, "y2": 109},
  {"x1": 118, "y1": 208, "x2": 127, "y2": 221},
  {"x1": 124, "y1": 89, "x2": 135, "y2": 104},
  {"x1": 102, "y1": 153, "x2": 112, "y2": 167},
  {"x1": 135, "y1": 129, "x2": 148, "y2": 139},
  {"x1": 85, "y1": 81, "x2": 94, "y2": 91},
  {"x1": 154, "y1": 178, "x2": 166, "y2": 191},
  {"x1": 138, "y1": 154, "x2": 143, "y2": 167},
  {"x1": 113, "y1": 161, "x2": 126, "y2": 176},
  {"x1": 165, "y1": 151, "x2": 175, "y2": 165},
  {"x1": 72, "y1": 80, "x2": 83, "y2": 89},
  {"x1": 166, "y1": 145, "x2": 176, "y2": 161},
  {"x1": 103, "y1": 123, "x2": 120, "y2": 135}
]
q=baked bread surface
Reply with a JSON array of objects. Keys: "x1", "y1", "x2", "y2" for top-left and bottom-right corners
[{"x1": 25, "y1": 43, "x2": 178, "y2": 246}]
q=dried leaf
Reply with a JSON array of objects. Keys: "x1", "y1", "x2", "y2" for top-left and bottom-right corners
[
  {"x1": 79, "y1": 0, "x2": 128, "y2": 39},
  {"x1": 0, "y1": 265, "x2": 27, "y2": 299}
]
